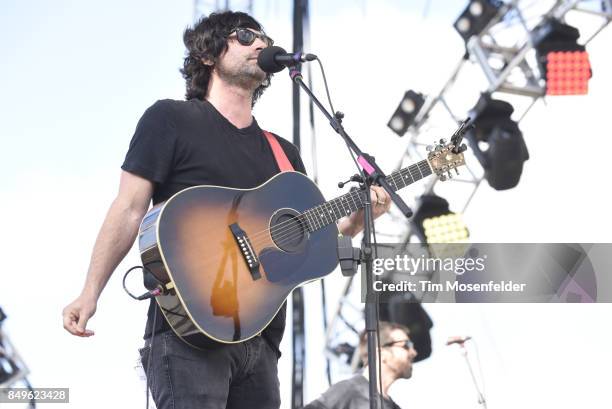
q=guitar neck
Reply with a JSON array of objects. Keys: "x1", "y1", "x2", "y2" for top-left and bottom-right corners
[{"x1": 301, "y1": 159, "x2": 432, "y2": 232}]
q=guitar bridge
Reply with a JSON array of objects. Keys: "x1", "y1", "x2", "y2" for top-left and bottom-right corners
[{"x1": 229, "y1": 223, "x2": 261, "y2": 280}]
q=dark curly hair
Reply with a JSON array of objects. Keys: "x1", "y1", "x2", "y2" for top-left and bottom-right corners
[{"x1": 181, "y1": 11, "x2": 272, "y2": 104}]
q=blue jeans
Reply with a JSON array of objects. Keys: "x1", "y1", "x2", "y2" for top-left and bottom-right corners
[{"x1": 139, "y1": 331, "x2": 281, "y2": 409}]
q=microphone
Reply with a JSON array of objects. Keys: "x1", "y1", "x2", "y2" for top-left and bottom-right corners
[
  {"x1": 446, "y1": 336, "x2": 472, "y2": 346},
  {"x1": 257, "y1": 46, "x2": 317, "y2": 73}
]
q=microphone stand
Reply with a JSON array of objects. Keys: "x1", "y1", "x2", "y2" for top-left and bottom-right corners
[
  {"x1": 458, "y1": 342, "x2": 487, "y2": 409},
  {"x1": 288, "y1": 67, "x2": 413, "y2": 409}
]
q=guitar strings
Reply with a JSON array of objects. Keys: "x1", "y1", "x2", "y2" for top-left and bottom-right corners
[
  {"x1": 244, "y1": 165, "x2": 424, "y2": 247},
  {"x1": 245, "y1": 167, "x2": 425, "y2": 248},
  {"x1": 246, "y1": 163, "x2": 426, "y2": 242},
  {"x1": 243, "y1": 182, "x2": 365, "y2": 242},
  {"x1": 245, "y1": 179, "x2": 369, "y2": 244}
]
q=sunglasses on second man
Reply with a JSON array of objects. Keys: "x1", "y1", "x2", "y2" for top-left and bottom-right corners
[
  {"x1": 228, "y1": 27, "x2": 274, "y2": 47},
  {"x1": 382, "y1": 339, "x2": 415, "y2": 351}
]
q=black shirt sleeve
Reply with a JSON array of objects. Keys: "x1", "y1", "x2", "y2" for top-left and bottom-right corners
[{"x1": 121, "y1": 100, "x2": 177, "y2": 183}]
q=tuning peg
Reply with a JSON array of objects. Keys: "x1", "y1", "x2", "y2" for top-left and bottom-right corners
[
  {"x1": 439, "y1": 138, "x2": 447, "y2": 145},
  {"x1": 439, "y1": 174, "x2": 447, "y2": 181},
  {"x1": 447, "y1": 171, "x2": 453, "y2": 179},
  {"x1": 426, "y1": 145, "x2": 434, "y2": 152},
  {"x1": 455, "y1": 168, "x2": 460, "y2": 175}
]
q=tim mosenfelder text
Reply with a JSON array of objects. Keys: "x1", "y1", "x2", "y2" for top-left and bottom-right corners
[{"x1": 371, "y1": 254, "x2": 527, "y2": 294}]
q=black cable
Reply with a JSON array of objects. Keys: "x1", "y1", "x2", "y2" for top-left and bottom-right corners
[
  {"x1": 306, "y1": 46, "x2": 319, "y2": 186},
  {"x1": 123, "y1": 263, "x2": 167, "y2": 301},
  {"x1": 313, "y1": 57, "x2": 366, "y2": 187},
  {"x1": 121, "y1": 263, "x2": 163, "y2": 408},
  {"x1": 315, "y1": 58, "x2": 336, "y2": 117},
  {"x1": 160, "y1": 307, "x2": 188, "y2": 319},
  {"x1": 122, "y1": 266, "x2": 147, "y2": 300}
]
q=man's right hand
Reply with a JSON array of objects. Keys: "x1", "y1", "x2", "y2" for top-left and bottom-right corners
[
  {"x1": 62, "y1": 295, "x2": 97, "y2": 337},
  {"x1": 61, "y1": 171, "x2": 154, "y2": 338}
]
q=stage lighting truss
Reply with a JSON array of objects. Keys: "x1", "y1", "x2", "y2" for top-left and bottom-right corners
[
  {"x1": 464, "y1": 1, "x2": 608, "y2": 100},
  {"x1": 322, "y1": 276, "x2": 368, "y2": 374},
  {"x1": 327, "y1": 1, "x2": 611, "y2": 377},
  {"x1": 0, "y1": 330, "x2": 30, "y2": 389},
  {"x1": 382, "y1": 0, "x2": 611, "y2": 240},
  {"x1": 326, "y1": 3, "x2": 610, "y2": 372},
  {"x1": 322, "y1": 197, "x2": 469, "y2": 375}
]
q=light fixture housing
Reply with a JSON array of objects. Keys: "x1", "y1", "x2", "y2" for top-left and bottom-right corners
[{"x1": 387, "y1": 90, "x2": 425, "y2": 136}]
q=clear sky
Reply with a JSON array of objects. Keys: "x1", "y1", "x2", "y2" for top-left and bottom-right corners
[{"x1": 1, "y1": 1, "x2": 611, "y2": 408}]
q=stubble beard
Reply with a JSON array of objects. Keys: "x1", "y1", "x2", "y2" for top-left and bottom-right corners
[{"x1": 217, "y1": 59, "x2": 266, "y2": 92}]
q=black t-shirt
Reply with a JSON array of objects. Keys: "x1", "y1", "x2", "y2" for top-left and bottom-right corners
[{"x1": 121, "y1": 98, "x2": 306, "y2": 355}]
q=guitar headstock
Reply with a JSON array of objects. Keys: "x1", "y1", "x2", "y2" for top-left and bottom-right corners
[{"x1": 427, "y1": 119, "x2": 470, "y2": 181}]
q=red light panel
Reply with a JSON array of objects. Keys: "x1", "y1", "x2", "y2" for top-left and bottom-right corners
[{"x1": 545, "y1": 51, "x2": 591, "y2": 95}]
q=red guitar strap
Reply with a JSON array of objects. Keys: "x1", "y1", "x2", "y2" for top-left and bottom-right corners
[{"x1": 263, "y1": 130, "x2": 294, "y2": 172}]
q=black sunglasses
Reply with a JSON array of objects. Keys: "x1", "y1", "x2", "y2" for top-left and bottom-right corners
[
  {"x1": 382, "y1": 339, "x2": 414, "y2": 351},
  {"x1": 228, "y1": 28, "x2": 274, "y2": 47}
]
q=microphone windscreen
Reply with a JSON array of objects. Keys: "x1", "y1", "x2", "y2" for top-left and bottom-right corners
[{"x1": 257, "y1": 46, "x2": 287, "y2": 73}]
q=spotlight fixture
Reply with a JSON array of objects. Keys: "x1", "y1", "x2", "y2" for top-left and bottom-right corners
[
  {"x1": 454, "y1": 0, "x2": 503, "y2": 43},
  {"x1": 387, "y1": 90, "x2": 425, "y2": 136},
  {"x1": 466, "y1": 93, "x2": 529, "y2": 190},
  {"x1": 532, "y1": 18, "x2": 592, "y2": 95},
  {"x1": 412, "y1": 194, "x2": 469, "y2": 244}
]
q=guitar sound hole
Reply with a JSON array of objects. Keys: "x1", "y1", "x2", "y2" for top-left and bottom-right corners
[{"x1": 270, "y1": 208, "x2": 308, "y2": 253}]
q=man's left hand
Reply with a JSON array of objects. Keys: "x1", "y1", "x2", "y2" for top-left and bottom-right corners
[{"x1": 337, "y1": 186, "x2": 392, "y2": 237}]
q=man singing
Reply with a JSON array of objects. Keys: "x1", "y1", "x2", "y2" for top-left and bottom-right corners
[{"x1": 62, "y1": 10, "x2": 391, "y2": 409}]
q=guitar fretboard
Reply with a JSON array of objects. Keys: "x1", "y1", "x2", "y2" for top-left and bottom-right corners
[{"x1": 301, "y1": 159, "x2": 432, "y2": 232}]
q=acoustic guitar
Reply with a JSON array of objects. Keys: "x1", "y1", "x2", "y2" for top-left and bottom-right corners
[{"x1": 138, "y1": 138, "x2": 466, "y2": 346}]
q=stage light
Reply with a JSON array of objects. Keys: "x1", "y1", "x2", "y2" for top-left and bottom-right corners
[
  {"x1": 453, "y1": 0, "x2": 503, "y2": 43},
  {"x1": 423, "y1": 214, "x2": 469, "y2": 243},
  {"x1": 412, "y1": 195, "x2": 469, "y2": 244},
  {"x1": 532, "y1": 18, "x2": 592, "y2": 95},
  {"x1": 466, "y1": 93, "x2": 529, "y2": 190},
  {"x1": 387, "y1": 90, "x2": 425, "y2": 136}
]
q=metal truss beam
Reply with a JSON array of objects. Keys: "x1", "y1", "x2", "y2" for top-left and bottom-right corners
[{"x1": 324, "y1": 0, "x2": 612, "y2": 374}]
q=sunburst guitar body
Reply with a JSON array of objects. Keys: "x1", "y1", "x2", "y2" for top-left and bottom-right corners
[{"x1": 137, "y1": 134, "x2": 467, "y2": 347}]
